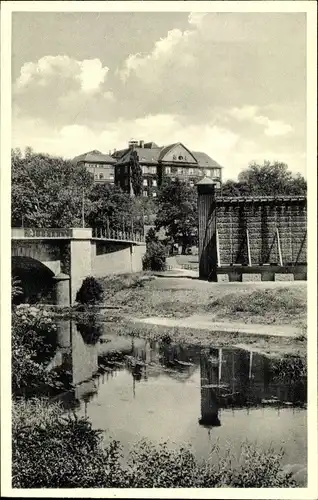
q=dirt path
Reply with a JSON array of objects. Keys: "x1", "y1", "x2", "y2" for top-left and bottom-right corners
[{"x1": 132, "y1": 314, "x2": 302, "y2": 338}]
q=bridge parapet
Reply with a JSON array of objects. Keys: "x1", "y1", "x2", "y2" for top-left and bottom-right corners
[{"x1": 12, "y1": 228, "x2": 92, "y2": 239}]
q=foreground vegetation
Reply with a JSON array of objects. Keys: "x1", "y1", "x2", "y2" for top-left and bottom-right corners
[{"x1": 12, "y1": 398, "x2": 296, "y2": 488}]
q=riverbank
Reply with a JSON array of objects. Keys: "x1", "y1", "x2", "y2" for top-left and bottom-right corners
[{"x1": 98, "y1": 274, "x2": 307, "y2": 356}]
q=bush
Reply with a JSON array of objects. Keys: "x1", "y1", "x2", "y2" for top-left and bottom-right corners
[
  {"x1": 145, "y1": 227, "x2": 159, "y2": 245},
  {"x1": 12, "y1": 399, "x2": 296, "y2": 488},
  {"x1": 12, "y1": 306, "x2": 58, "y2": 397},
  {"x1": 76, "y1": 276, "x2": 104, "y2": 305},
  {"x1": 12, "y1": 399, "x2": 124, "y2": 488},
  {"x1": 143, "y1": 241, "x2": 166, "y2": 271}
]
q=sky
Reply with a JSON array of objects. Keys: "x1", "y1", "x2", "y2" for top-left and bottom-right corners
[{"x1": 12, "y1": 11, "x2": 307, "y2": 181}]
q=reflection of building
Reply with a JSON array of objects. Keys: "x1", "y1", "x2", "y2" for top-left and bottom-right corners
[
  {"x1": 50, "y1": 320, "x2": 99, "y2": 403},
  {"x1": 113, "y1": 140, "x2": 223, "y2": 197},
  {"x1": 72, "y1": 150, "x2": 116, "y2": 184},
  {"x1": 199, "y1": 350, "x2": 221, "y2": 427}
]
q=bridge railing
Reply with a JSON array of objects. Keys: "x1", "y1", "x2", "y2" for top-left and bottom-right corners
[
  {"x1": 12, "y1": 228, "x2": 74, "y2": 239},
  {"x1": 92, "y1": 227, "x2": 145, "y2": 243},
  {"x1": 12, "y1": 227, "x2": 146, "y2": 243}
]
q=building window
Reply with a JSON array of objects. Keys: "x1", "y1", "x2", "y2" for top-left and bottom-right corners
[
  {"x1": 189, "y1": 168, "x2": 194, "y2": 175},
  {"x1": 152, "y1": 179, "x2": 157, "y2": 187},
  {"x1": 177, "y1": 167, "x2": 183, "y2": 175},
  {"x1": 149, "y1": 167, "x2": 156, "y2": 174},
  {"x1": 94, "y1": 174, "x2": 98, "y2": 179},
  {"x1": 190, "y1": 181, "x2": 194, "y2": 187},
  {"x1": 205, "y1": 170, "x2": 211, "y2": 177},
  {"x1": 143, "y1": 179, "x2": 148, "y2": 186},
  {"x1": 152, "y1": 191, "x2": 157, "y2": 197},
  {"x1": 143, "y1": 190, "x2": 148, "y2": 197},
  {"x1": 124, "y1": 166, "x2": 128, "y2": 174},
  {"x1": 165, "y1": 166, "x2": 171, "y2": 174},
  {"x1": 212, "y1": 168, "x2": 221, "y2": 178},
  {"x1": 142, "y1": 166, "x2": 148, "y2": 174},
  {"x1": 99, "y1": 173, "x2": 104, "y2": 179}
]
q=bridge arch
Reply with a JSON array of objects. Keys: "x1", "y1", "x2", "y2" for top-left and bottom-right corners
[{"x1": 12, "y1": 256, "x2": 56, "y2": 304}]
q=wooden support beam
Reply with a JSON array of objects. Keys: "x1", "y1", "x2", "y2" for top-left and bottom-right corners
[
  {"x1": 294, "y1": 230, "x2": 307, "y2": 265},
  {"x1": 276, "y1": 227, "x2": 283, "y2": 266},
  {"x1": 246, "y1": 228, "x2": 252, "y2": 266},
  {"x1": 216, "y1": 227, "x2": 220, "y2": 266}
]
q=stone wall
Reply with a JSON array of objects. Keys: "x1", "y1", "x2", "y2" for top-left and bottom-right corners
[
  {"x1": 216, "y1": 196, "x2": 307, "y2": 266},
  {"x1": 91, "y1": 241, "x2": 146, "y2": 277}
]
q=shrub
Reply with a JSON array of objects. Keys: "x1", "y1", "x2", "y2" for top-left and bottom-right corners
[
  {"x1": 145, "y1": 227, "x2": 159, "y2": 245},
  {"x1": 12, "y1": 276, "x2": 23, "y2": 305},
  {"x1": 143, "y1": 241, "x2": 166, "y2": 271},
  {"x1": 12, "y1": 306, "x2": 58, "y2": 397},
  {"x1": 12, "y1": 399, "x2": 124, "y2": 488},
  {"x1": 76, "y1": 276, "x2": 104, "y2": 305},
  {"x1": 12, "y1": 399, "x2": 296, "y2": 488}
]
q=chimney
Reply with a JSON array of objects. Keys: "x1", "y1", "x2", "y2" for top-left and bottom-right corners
[
  {"x1": 139, "y1": 140, "x2": 144, "y2": 148},
  {"x1": 128, "y1": 139, "x2": 139, "y2": 149}
]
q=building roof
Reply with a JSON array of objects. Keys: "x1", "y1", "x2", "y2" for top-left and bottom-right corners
[
  {"x1": 114, "y1": 142, "x2": 223, "y2": 169},
  {"x1": 73, "y1": 150, "x2": 116, "y2": 165}
]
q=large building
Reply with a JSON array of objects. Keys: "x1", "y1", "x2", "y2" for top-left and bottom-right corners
[
  {"x1": 73, "y1": 140, "x2": 223, "y2": 194},
  {"x1": 113, "y1": 140, "x2": 223, "y2": 197},
  {"x1": 72, "y1": 150, "x2": 116, "y2": 184}
]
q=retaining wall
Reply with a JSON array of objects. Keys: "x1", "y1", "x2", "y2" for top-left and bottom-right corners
[{"x1": 216, "y1": 197, "x2": 307, "y2": 266}]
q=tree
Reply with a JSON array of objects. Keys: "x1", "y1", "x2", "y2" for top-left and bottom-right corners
[
  {"x1": 86, "y1": 183, "x2": 142, "y2": 233},
  {"x1": 155, "y1": 179, "x2": 198, "y2": 254},
  {"x1": 221, "y1": 161, "x2": 307, "y2": 197},
  {"x1": 11, "y1": 148, "x2": 94, "y2": 228},
  {"x1": 145, "y1": 227, "x2": 159, "y2": 245},
  {"x1": 129, "y1": 150, "x2": 143, "y2": 197}
]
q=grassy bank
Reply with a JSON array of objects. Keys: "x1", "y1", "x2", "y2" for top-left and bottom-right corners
[{"x1": 99, "y1": 274, "x2": 307, "y2": 328}]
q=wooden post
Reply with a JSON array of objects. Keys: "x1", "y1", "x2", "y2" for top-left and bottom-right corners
[
  {"x1": 249, "y1": 351, "x2": 253, "y2": 380},
  {"x1": 106, "y1": 218, "x2": 110, "y2": 238},
  {"x1": 218, "y1": 348, "x2": 222, "y2": 382},
  {"x1": 276, "y1": 227, "x2": 283, "y2": 266},
  {"x1": 197, "y1": 178, "x2": 217, "y2": 280},
  {"x1": 216, "y1": 226, "x2": 220, "y2": 266},
  {"x1": 294, "y1": 230, "x2": 307, "y2": 265},
  {"x1": 246, "y1": 228, "x2": 252, "y2": 266}
]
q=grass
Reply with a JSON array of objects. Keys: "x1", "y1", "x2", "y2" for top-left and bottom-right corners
[
  {"x1": 204, "y1": 287, "x2": 307, "y2": 327},
  {"x1": 101, "y1": 275, "x2": 307, "y2": 328}
]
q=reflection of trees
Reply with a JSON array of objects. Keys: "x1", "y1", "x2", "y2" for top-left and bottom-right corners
[{"x1": 76, "y1": 317, "x2": 103, "y2": 345}]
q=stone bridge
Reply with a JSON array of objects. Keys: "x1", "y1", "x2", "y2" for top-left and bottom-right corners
[{"x1": 12, "y1": 227, "x2": 146, "y2": 305}]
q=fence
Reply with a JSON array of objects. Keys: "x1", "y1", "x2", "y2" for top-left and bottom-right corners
[{"x1": 92, "y1": 227, "x2": 145, "y2": 243}]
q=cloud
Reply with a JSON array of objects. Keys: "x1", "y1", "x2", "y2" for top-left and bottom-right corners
[
  {"x1": 188, "y1": 12, "x2": 207, "y2": 27},
  {"x1": 15, "y1": 55, "x2": 109, "y2": 94},
  {"x1": 13, "y1": 55, "x2": 115, "y2": 126},
  {"x1": 118, "y1": 28, "x2": 192, "y2": 82},
  {"x1": 12, "y1": 110, "x2": 306, "y2": 180},
  {"x1": 229, "y1": 106, "x2": 293, "y2": 137},
  {"x1": 77, "y1": 59, "x2": 109, "y2": 93}
]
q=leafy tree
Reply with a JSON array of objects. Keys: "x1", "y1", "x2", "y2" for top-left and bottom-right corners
[
  {"x1": 222, "y1": 161, "x2": 307, "y2": 197},
  {"x1": 11, "y1": 148, "x2": 94, "y2": 228},
  {"x1": 155, "y1": 179, "x2": 198, "y2": 254},
  {"x1": 86, "y1": 183, "x2": 143, "y2": 233},
  {"x1": 145, "y1": 227, "x2": 159, "y2": 245},
  {"x1": 129, "y1": 150, "x2": 143, "y2": 197}
]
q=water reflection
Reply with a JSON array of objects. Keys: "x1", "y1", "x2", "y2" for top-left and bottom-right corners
[{"x1": 50, "y1": 319, "x2": 307, "y2": 414}]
